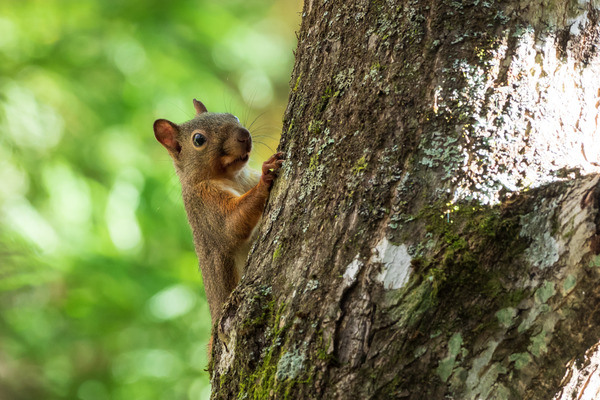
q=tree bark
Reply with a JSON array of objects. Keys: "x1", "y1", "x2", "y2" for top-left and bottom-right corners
[{"x1": 210, "y1": 0, "x2": 600, "y2": 399}]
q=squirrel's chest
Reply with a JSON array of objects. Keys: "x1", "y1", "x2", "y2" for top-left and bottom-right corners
[
  {"x1": 216, "y1": 174, "x2": 257, "y2": 196},
  {"x1": 219, "y1": 184, "x2": 243, "y2": 197}
]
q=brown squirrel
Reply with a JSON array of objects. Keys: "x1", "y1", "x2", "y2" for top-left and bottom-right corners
[{"x1": 153, "y1": 99, "x2": 283, "y2": 333}]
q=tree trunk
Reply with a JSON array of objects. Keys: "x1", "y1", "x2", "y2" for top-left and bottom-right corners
[{"x1": 210, "y1": 0, "x2": 600, "y2": 399}]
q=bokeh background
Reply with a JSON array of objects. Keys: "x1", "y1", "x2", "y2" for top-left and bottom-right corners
[{"x1": 0, "y1": 1, "x2": 301, "y2": 399}]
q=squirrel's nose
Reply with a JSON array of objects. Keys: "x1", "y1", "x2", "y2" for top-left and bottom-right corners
[{"x1": 237, "y1": 128, "x2": 251, "y2": 143}]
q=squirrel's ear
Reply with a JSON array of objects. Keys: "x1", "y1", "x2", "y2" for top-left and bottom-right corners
[
  {"x1": 154, "y1": 119, "x2": 181, "y2": 155},
  {"x1": 193, "y1": 99, "x2": 208, "y2": 115}
]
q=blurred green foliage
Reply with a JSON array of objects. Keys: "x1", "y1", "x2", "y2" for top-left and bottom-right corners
[{"x1": 0, "y1": 0, "x2": 300, "y2": 398}]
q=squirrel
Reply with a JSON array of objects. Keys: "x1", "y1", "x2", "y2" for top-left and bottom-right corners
[{"x1": 153, "y1": 99, "x2": 284, "y2": 338}]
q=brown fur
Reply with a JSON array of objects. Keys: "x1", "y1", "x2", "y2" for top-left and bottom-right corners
[{"x1": 153, "y1": 99, "x2": 283, "y2": 329}]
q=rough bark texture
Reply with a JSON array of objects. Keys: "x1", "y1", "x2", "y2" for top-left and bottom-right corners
[{"x1": 210, "y1": 0, "x2": 600, "y2": 399}]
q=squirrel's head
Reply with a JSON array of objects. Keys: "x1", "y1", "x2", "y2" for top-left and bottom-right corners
[{"x1": 154, "y1": 99, "x2": 252, "y2": 182}]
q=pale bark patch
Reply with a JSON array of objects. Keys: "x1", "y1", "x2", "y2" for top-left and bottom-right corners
[{"x1": 371, "y1": 238, "x2": 412, "y2": 290}]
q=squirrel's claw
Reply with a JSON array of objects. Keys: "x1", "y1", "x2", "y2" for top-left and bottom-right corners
[{"x1": 261, "y1": 152, "x2": 285, "y2": 185}]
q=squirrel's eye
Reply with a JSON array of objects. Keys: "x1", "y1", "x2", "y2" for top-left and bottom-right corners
[{"x1": 192, "y1": 133, "x2": 206, "y2": 147}]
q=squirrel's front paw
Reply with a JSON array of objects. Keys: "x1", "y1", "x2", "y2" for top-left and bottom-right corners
[{"x1": 261, "y1": 152, "x2": 284, "y2": 185}]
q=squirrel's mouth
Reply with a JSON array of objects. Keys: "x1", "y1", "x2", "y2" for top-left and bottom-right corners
[
  {"x1": 224, "y1": 153, "x2": 249, "y2": 168},
  {"x1": 236, "y1": 154, "x2": 249, "y2": 164}
]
